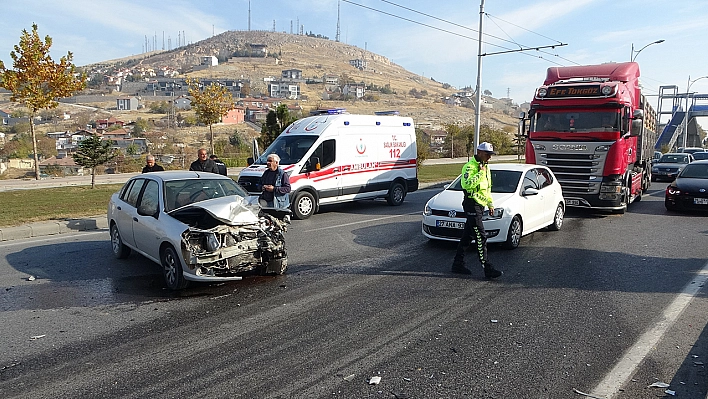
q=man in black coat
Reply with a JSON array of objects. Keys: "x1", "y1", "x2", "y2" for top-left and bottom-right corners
[
  {"x1": 209, "y1": 154, "x2": 228, "y2": 176},
  {"x1": 142, "y1": 155, "x2": 165, "y2": 173},
  {"x1": 189, "y1": 148, "x2": 220, "y2": 174}
]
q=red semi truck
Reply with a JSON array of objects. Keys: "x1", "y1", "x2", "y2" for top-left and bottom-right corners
[{"x1": 523, "y1": 62, "x2": 658, "y2": 213}]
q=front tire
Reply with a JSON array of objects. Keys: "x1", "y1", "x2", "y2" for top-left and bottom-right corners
[
  {"x1": 110, "y1": 224, "x2": 131, "y2": 259},
  {"x1": 161, "y1": 246, "x2": 188, "y2": 290},
  {"x1": 503, "y1": 216, "x2": 522, "y2": 249},
  {"x1": 548, "y1": 203, "x2": 564, "y2": 231},
  {"x1": 386, "y1": 182, "x2": 406, "y2": 206},
  {"x1": 292, "y1": 191, "x2": 315, "y2": 220}
]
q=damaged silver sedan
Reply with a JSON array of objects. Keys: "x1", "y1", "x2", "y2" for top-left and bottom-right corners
[{"x1": 107, "y1": 171, "x2": 289, "y2": 290}]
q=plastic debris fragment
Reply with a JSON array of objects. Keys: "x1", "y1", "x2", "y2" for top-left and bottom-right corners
[
  {"x1": 30, "y1": 335, "x2": 46, "y2": 340},
  {"x1": 27, "y1": 276, "x2": 35, "y2": 281},
  {"x1": 665, "y1": 389, "x2": 675, "y2": 396},
  {"x1": 648, "y1": 382, "x2": 670, "y2": 388},
  {"x1": 343, "y1": 374, "x2": 355, "y2": 382},
  {"x1": 369, "y1": 376, "x2": 381, "y2": 385}
]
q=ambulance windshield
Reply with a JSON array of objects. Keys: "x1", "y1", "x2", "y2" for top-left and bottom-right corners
[{"x1": 255, "y1": 135, "x2": 318, "y2": 166}]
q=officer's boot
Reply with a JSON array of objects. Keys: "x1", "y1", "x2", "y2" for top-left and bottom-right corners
[{"x1": 483, "y1": 262, "x2": 503, "y2": 279}]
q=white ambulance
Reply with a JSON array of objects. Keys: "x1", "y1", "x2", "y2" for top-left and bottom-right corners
[{"x1": 237, "y1": 110, "x2": 419, "y2": 219}]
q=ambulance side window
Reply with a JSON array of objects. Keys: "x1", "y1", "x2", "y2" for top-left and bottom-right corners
[{"x1": 312, "y1": 139, "x2": 336, "y2": 168}]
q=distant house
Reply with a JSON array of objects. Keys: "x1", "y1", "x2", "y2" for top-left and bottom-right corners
[
  {"x1": 39, "y1": 156, "x2": 84, "y2": 176},
  {"x1": 116, "y1": 97, "x2": 139, "y2": 111},
  {"x1": 201, "y1": 56, "x2": 218, "y2": 67},
  {"x1": 281, "y1": 69, "x2": 302, "y2": 80},
  {"x1": 96, "y1": 117, "x2": 124, "y2": 131},
  {"x1": 0, "y1": 109, "x2": 10, "y2": 125},
  {"x1": 222, "y1": 107, "x2": 245, "y2": 124},
  {"x1": 248, "y1": 43, "x2": 268, "y2": 57},
  {"x1": 269, "y1": 83, "x2": 300, "y2": 99},
  {"x1": 174, "y1": 95, "x2": 192, "y2": 110},
  {"x1": 342, "y1": 83, "x2": 366, "y2": 99},
  {"x1": 101, "y1": 128, "x2": 131, "y2": 141},
  {"x1": 349, "y1": 59, "x2": 368, "y2": 69}
]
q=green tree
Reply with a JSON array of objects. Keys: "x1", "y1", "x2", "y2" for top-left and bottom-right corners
[
  {"x1": 73, "y1": 135, "x2": 117, "y2": 188},
  {"x1": 415, "y1": 128, "x2": 430, "y2": 170},
  {"x1": 187, "y1": 78, "x2": 234, "y2": 154},
  {"x1": 133, "y1": 118, "x2": 149, "y2": 135},
  {"x1": 260, "y1": 110, "x2": 280, "y2": 149},
  {"x1": 0, "y1": 24, "x2": 86, "y2": 180},
  {"x1": 125, "y1": 143, "x2": 140, "y2": 155}
]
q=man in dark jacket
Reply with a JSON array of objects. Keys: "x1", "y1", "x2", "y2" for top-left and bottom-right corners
[
  {"x1": 189, "y1": 148, "x2": 220, "y2": 174},
  {"x1": 209, "y1": 154, "x2": 228, "y2": 176},
  {"x1": 142, "y1": 155, "x2": 165, "y2": 173}
]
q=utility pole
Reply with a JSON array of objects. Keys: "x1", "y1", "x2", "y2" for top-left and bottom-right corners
[
  {"x1": 336, "y1": 0, "x2": 341, "y2": 42},
  {"x1": 473, "y1": 0, "x2": 485, "y2": 152},
  {"x1": 248, "y1": 0, "x2": 251, "y2": 31}
]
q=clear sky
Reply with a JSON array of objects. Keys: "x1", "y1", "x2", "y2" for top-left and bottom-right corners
[{"x1": 2, "y1": 0, "x2": 707, "y2": 125}]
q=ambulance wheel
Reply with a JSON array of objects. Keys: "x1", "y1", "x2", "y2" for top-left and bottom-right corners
[
  {"x1": 292, "y1": 191, "x2": 315, "y2": 219},
  {"x1": 387, "y1": 182, "x2": 406, "y2": 206}
]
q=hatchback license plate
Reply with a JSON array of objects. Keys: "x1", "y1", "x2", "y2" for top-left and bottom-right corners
[
  {"x1": 436, "y1": 220, "x2": 465, "y2": 229},
  {"x1": 565, "y1": 199, "x2": 580, "y2": 206},
  {"x1": 694, "y1": 198, "x2": 708, "y2": 205}
]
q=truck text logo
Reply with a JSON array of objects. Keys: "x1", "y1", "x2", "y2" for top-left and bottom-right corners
[{"x1": 552, "y1": 144, "x2": 587, "y2": 151}]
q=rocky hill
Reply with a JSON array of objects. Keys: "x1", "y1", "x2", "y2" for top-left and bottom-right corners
[{"x1": 108, "y1": 30, "x2": 519, "y2": 131}]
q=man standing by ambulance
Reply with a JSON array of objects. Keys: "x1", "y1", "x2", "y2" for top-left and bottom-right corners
[{"x1": 451, "y1": 142, "x2": 503, "y2": 279}]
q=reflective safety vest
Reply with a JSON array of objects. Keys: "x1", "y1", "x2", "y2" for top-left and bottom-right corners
[{"x1": 460, "y1": 156, "x2": 493, "y2": 208}]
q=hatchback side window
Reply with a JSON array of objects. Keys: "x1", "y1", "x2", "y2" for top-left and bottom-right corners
[
  {"x1": 522, "y1": 170, "x2": 539, "y2": 190},
  {"x1": 536, "y1": 168, "x2": 553, "y2": 189},
  {"x1": 123, "y1": 179, "x2": 146, "y2": 207},
  {"x1": 137, "y1": 180, "x2": 160, "y2": 216}
]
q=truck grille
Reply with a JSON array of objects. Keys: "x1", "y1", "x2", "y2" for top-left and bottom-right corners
[{"x1": 535, "y1": 143, "x2": 609, "y2": 195}]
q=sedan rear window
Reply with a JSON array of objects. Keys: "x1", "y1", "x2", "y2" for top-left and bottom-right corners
[{"x1": 679, "y1": 164, "x2": 708, "y2": 179}]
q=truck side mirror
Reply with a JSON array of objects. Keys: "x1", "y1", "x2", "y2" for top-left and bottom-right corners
[
  {"x1": 633, "y1": 109, "x2": 644, "y2": 119},
  {"x1": 247, "y1": 157, "x2": 254, "y2": 166}
]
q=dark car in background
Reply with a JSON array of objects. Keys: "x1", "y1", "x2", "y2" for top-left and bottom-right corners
[
  {"x1": 691, "y1": 151, "x2": 708, "y2": 161},
  {"x1": 665, "y1": 160, "x2": 708, "y2": 212},
  {"x1": 651, "y1": 153, "x2": 694, "y2": 182}
]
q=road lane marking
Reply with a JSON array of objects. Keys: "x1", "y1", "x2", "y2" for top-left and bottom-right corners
[
  {"x1": 302, "y1": 212, "x2": 420, "y2": 232},
  {"x1": 590, "y1": 260, "x2": 708, "y2": 399}
]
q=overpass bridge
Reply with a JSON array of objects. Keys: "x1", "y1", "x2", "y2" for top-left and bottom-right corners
[{"x1": 655, "y1": 85, "x2": 708, "y2": 151}]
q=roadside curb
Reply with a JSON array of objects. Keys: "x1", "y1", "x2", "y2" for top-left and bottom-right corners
[{"x1": 0, "y1": 216, "x2": 108, "y2": 242}]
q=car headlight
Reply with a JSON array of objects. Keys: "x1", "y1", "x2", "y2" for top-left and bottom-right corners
[
  {"x1": 482, "y1": 208, "x2": 504, "y2": 219},
  {"x1": 423, "y1": 202, "x2": 432, "y2": 216},
  {"x1": 651, "y1": 166, "x2": 658, "y2": 172}
]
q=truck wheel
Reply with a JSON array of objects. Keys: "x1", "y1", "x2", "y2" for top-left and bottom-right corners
[
  {"x1": 292, "y1": 191, "x2": 315, "y2": 219},
  {"x1": 386, "y1": 182, "x2": 406, "y2": 206},
  {"x1": 161, "y1": 246, "x2": 188, "y2": 290}
]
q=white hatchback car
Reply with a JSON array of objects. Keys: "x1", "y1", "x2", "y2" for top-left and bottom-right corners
[{"x1": 422, "y1": 163, "x2": 565, "y2": 249}]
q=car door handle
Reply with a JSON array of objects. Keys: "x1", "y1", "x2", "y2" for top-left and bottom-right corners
[
  {"x1": 133, "y1": 217, "x2": 138, "y2": 222},
  {"x1": 117, "y1": 206, "x2": 122, "y2": 210}
]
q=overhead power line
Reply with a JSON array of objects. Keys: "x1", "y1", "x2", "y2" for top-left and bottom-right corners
[{"x1": 341, "y1": 0, "x2": 571, "y2": 65}]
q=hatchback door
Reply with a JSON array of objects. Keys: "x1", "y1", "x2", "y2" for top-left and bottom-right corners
[{"x1": 520, "y1": 169, "x2": 546, "y2": 231}]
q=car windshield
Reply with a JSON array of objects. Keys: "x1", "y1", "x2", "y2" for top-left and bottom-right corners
[
  {"x1": 447, "y1": 170, "x2": 522, "y2": 193},
  {"x1": 531, "y1": 111, "x2": 619, "y2": 133},
  {"x1": 253, "y1": 134, "x2": 317, "y2": 166},
  {"x1": 679, "y1": 163, "x2": 708, "y2": 179},
  {"x1": 692, "y1": 152, "x2": 708, "y2": 160},
  {"x1": 164, "y1": 178, "x2": 249, "y2": 211},
  {"x1": 659, "y1": 154, "x2": 690, "y2": 164}
]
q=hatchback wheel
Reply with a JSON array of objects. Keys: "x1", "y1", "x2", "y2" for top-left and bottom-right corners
[
  {"x1": 503, "y1": 216, "x2": 522, "y2": 249},
  {"x1": 548, "y1": 203, "x2": 564, "y2": 231}
]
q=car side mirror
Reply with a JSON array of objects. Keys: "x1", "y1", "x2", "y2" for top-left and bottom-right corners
[
  {"x1": 247, "y1": 157, "x2": 255, "y2": 166},
  {"x1": 137, "y1": 204, "x2": 159, "y2": 218},
  {"x1": 522, "y1": 187, "x2": 539, "y2": 196}
]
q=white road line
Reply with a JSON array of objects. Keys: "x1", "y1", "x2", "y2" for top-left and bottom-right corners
[
  {"x1": 302, "y1": 211, "x2": 420, "y2": 232},
  {"x1": 0, "y1": 230, "x2": 107, "y2": 248},
  {"x1": 590, "y1": 260, "x2": 708, "y2": 399}
]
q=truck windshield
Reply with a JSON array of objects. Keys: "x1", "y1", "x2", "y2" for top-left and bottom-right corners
[
  {"x1": 254, "y1": 135, "x2": 318, "y2": 166},
  {"x1": 531, "y1": 111, "x2": 619, "y2": 133}
]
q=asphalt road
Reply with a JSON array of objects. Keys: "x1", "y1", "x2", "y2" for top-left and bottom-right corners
[{"x1": 0, "y1": 181, "x2": 706, "y2": 398}]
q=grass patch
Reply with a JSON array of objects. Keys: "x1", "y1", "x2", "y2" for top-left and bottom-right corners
[
  {"x1": 418, "y1": 163, "x2": 465, "y2": 183},
  {"x1": 0, "y1": 184, "x2": 124, "y2": 227}
]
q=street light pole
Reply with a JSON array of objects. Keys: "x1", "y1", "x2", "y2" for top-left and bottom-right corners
[
  {"x1": 630, "y1": 39, "x2": 665, "y2": 62},
  {"x1": 473, "y1": 0, "x2": 485, "y2": 155},
  {"x1": 682, "y1": 75, "x2": 708, "y2": 149}
]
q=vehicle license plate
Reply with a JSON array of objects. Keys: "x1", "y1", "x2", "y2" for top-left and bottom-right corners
[
  {"x1": 436, "y1": 220, "x2": 465, "y2": 229},
  {"x1": 694, "y1": 198, "x2": 708, "y2": 205},
  {"x1": 565, "y1": 199, "x2": 580, "y2": 206}
]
